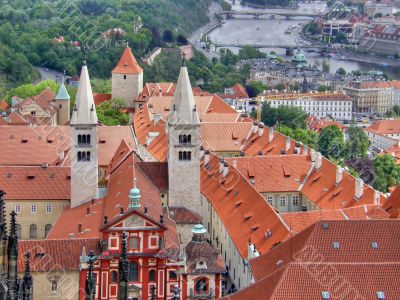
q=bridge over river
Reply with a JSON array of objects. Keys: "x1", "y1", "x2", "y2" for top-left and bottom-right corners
[{"x1": 217, "y1": 10, "x2": 324, "y2": 19}]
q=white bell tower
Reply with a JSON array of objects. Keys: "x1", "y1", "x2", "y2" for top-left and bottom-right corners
[{"x1": 70, "y1": 61, "x2": 98, "y2": 208}]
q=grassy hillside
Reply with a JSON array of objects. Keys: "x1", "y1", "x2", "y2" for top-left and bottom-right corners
[{"x1": 0, "y1": 0, "x2": 211, "y2": 96}]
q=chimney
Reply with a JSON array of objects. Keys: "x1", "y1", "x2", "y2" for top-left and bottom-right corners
[
  {"x1": 204, "y1": 150, "x2": 210, "y2": 165},
  {"x1": 223, "y1": 162, "x2": 229, "y2": 178},
  {"x1": 78, "y1": 224, "x2": 82, "y2": 233},
  {"x1": 154, "y1": 113, "x2": 162, "y2": 124},
  {"x1": 232, "y1": 160, "x2": 237, "y2": 168},
  {"x1": 355, "y1": 178, "x2": 364, "y2": 199},
  {"x1": 336, "y1": 166, "x2": 343, "y2": 185},
  {"x1": 219, "y1": 158, "x2": 224, "y2": 173},
  {"x1": 303, "y1": 144, "x2": 308, "y2": 155},
  {"x1": 315, "y1": 152, "x2": 322, "y2": 170},
  {"x1": 310, "y1": 149, "x2": 317, "y2": 162},
  {"x1": 269, "y1": 127, "x2": 274, "y2": 143},
  {"x1": 252, "y1": 122, "x2": 259, "y2": 134},
  {"x1": 285, "y1": 136, "x2": 291, "y2": 152},
  {"x1": 258, "y1": 122, "x2": 264, "y2": 137},
  {"x1": 199, "y1": 146, "x2": 204, "y2": 159},
  {"x1": 374, "y1": 190, "x2": 380, "y2": 205}
]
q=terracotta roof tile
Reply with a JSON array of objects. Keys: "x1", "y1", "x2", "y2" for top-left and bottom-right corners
[
  {"x1": 201, "y1": 154, "x2": 290, "y2": 259},
  {"x1": 365, "y1": 119, "x2": 400, "y2": 134},
  {"x1": 112, "y1": 47, "x2": 143, "y2": 74},
  {"x1": 383, "y1": 185, "x2": 400, "y2": 218},
  {"x1": 135, "y1": 161, "x2": 168, "y2": 192},
  {"x1": 301, "y1": 157, "x2": 383, "y2": 210},
  {"x1": 0, "y1": 126, "x2": 136, "y2": 167},
  {"x1": 0, "y1": 166, "x2": 70, "y2": 200},
  {"x1": 169, "y1": 207, "x2": 202, "y2": 224},
  {"x1": 93, "y1": 93, "x2": 112, "y2": 106},
  {"x1": 281, "y1": 205, "x2": 389, "y2": 234},
  {"x1": 185, "y1": 240, "x2": 225, "y2": 274},
  {"x1": 225, "y1": 155, "x2": 312, "y2": 193},
  {"x1": 18, "y1": 238, "x2": 101, "y2": 271},
  {"x1": 227, "y1": 220, "x2": 400, "y2": 300},
  {"x1": 0, "y1": 99, "x2": 9, "y2": 111}
]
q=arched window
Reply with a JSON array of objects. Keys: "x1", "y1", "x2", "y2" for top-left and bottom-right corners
[
  {"x1": 149, "y1": 269, "x2": 156, "y2": 282},
  {"x1": 51, "y1": 280, "x2": 58, "y2": 293},
  {"x1": 129, "y1": 262, "x2": 138, "y2": 281},
  {"x1": 111, "y1": 271, "x2": 118, "y2": 283},
  {"x1": 45, "y1": 224, "x2": 52, "y2": 237},
  {"x1": 29, "y1": 224, "x2": 37, "y2": 239},
  {"x1": 16, "y1": 224, "x2": 21, "y2": 239},
  {"x1": 195, "y1": 277, "x2": 209, "y2": 294}
]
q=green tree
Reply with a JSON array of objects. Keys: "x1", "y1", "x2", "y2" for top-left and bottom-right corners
[
  {"x1": 373, "y1": 154, "x2": 400, "y2": 192},
  {"x1": 96, "y1": 100, "x2": 129, "y2": 126},
  {"x1": 318, "y1": 85, "x2": 329, "y2": 92},
  {"x1": 238, "y1": 45, "x2": 266, "y2": 60},
  {"x1": 176, "y1": 34, "x2": 188, "y2": 45},
  {"x1": 276, "y1": 125, "x2": 294, "y2": 138},
  {"x1": 245, "y1": 81, "x2": 266, "y2": 97},
  {"x1": 260, "y1": 102, "x2": 307, "y2": 129},
  {"x1": 162, "y1": 29, "x2": 175, "y2": 43},
  {"x1": 345, "y1": 126, "x2": 369, "y2": 160},
  {"x1": 318, "y1": 125, "x2": 345, "y2": 159},
  {"x1": 335, "y1": 31, "x2": 348, "y2": 44},
  {"x1": 336, "y1": 67, "x2": 347, "y2": 76}
]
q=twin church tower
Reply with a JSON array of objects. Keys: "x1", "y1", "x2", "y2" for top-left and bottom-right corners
[{"x1": 70, "y1": 47, "x2": 201, "y2": 210}]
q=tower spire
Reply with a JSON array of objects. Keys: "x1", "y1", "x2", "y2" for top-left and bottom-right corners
[
  {"x1": 7, "y1": 211, "x2": 19, "y2": 300},
  {"x1": 85, "y1": 250, "x2": 96, "y2": 300},
  {"x1": 168, "y1": 64, "x2": 199, "y2": 125},
  {"x1": 22, "y1": 252, "x2": 33, "y2": 300},
  {"x1": 118, "y1": 232, "x2": 129, "y2": 300},
  {"x1": 70, "y1": 62, "x2": 97, "y2": 125}
]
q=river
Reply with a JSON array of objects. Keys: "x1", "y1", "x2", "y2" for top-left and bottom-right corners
[{"x1": 208, "y1": 1, "x2": 400, "y2": 79}]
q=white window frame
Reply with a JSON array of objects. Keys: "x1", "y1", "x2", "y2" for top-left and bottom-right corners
[
  {"x1": 45, "y1": 205, "x2": 52, "y2": 213},
  {"x1": 292, "y1": 195, "x2": 299, "y2": 206},
  {"x1": 280, "y1": 195, "x2": 286, "y2": 206},
  {"x1": 267, "y1": 196, "x2": 273, "y2": 205},
  {"x1": 14, "y1": 204, "x2": 21, "y2": 214},
  {"x1": 31, "y1": 205, "x2": 37, "y2": 214}
]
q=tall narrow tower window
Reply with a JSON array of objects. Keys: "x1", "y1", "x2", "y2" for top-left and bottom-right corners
[{"x1": 78, "y1": 134, "x2": 91, "y2": 146}]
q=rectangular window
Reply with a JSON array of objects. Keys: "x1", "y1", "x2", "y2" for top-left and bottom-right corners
[
  {"x1": 14, "y1": 205, "x2": 21, "y2": 214},
  {"x1": 31, "y1": 205, "x2": 37, "y2": 214},
  {"x1": 292, "y1": 196, "x2": 299, "y2": 206},
  {"x1": 129, "y1": 237, "x2": 140, "y2": 250},
  {"x1": 46, "y1": 205, "x2": 52, "y2": 213},
  {"x1": 267, "y1": 196, "x2": 273, "y2": 205},
  {"x1": 280, "y1": 195, "x2": 286, "y2": 206}
]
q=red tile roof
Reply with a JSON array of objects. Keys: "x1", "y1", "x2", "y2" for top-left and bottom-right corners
[
  {"x1": 0, "y1": 99, "x2": 9, "y2": 111},
  {"x1": 301, "y1": 156, "x2": 383, "y2": 210},
  {"x1": 383, "y1": 185, "x2": 400, "y2": 218},
  {"x1": 0, "y1": 126, "x2": 136, "y2": 167},
  {"x1": 135, "y1": 161, "x2": 168, "y2": 192},
  {"x1": 93, "y1": 93, "x2": 112, "y2": 106},
  {"x1": 0, "y1": 166, "x2": 70, "y2": 200},
  {"x1": 8, "y1": 112, "x2": 29, "y2": 125},
  {"x1": 112, "y1": 46, "x2": 143, "y2": 74},
  {"x1": 226, "y1": 220, "x2": 400, "y2": 299},
  {"x1": 365, "y1": 119, "x2": 400, "y2": 134},
  {"x1": 18, "y1": 238, "x2": 101, "y2": 271},
  {"x1": 281, "y1": 205, "x2": 389, "y2": 233},
  {"x1": 169, "y1": 207, "x2": 202, "y2": 224},
  {"x1": 185, "y1": 240, "x2": 225, "y2": 274},
  {"x1": 201, "y1": 154, "x2": 290, "y2": 259},
  {"x1": 225, "y1": 155, "x2": 312, "y2": 193}
]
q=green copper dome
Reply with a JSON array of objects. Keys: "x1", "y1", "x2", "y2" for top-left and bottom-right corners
[
  {"x1": 55, "y1": 82, "x2": 70, "y2": 100},
  {"x1": 292, "y1": 49, "x2": 307, "y2": 64},
  {"x1": 191, "y1": 224, "x2": 207, "y2": 235},
  {"x1": 129, "y1": 178, "x2": 141, "y2": 209}
]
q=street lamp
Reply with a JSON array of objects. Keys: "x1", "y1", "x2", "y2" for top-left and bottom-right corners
[{"x1": 172, "y1": 284, "x2": 180, "y2": 300}]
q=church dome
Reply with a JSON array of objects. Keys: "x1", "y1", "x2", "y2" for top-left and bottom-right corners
[
  {"x1": 129, "y1": 178, "x2": 141, "y2": 209},
  {"x1": 292, "y1": 49, "x2": 307, "y2": 64}
]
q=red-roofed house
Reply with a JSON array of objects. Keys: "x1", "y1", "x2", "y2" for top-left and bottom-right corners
[{"x1": 365, "y1": 119, "x2": 400, "y2": 150}]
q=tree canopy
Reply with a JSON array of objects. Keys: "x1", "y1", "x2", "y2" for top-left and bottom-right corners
[
  {"x1": 318, "y1": 125, "x2": 345, "y2": 160},
  {"x1": 96, "y1": 99, "x2": 129, "y2": 126},
  {"x1": 260, "y1": 102, "x2": 308, "y2": 129},
  {"x1": 373, "y1": 154, "x2": 400, "y2": 192}
]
